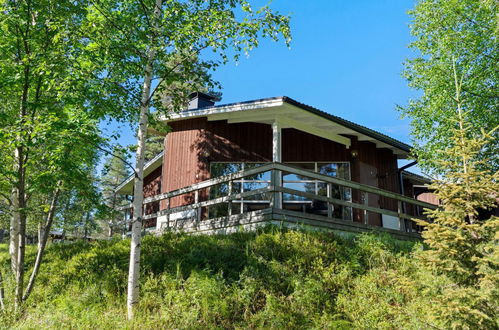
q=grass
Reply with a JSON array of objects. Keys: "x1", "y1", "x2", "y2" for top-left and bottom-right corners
[{"x1": 0, "y1": 227, "x2": 438, "y2": 329}]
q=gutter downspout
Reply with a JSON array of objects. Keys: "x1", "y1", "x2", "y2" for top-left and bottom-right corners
[
  {"x1": 397, "y1": 161, "x2": 417, "y2": 196},
  {"x1": 397, "y1": 160, "x2": 417, "y2": 232}
]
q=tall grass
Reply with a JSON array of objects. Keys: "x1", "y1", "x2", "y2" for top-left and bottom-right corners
[{"x1": 0, "y1": 227, "x2": 444, "y2": 329}]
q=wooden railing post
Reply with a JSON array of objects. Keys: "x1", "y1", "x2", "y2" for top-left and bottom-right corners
[
  {"x1": 271, "y1": 169, "x2": 282, "y2": 209},
  {"x1": 166, "y1": 197, "x2": 171, "y2": 230},
  {"x1": 398, "y1": 201, "x2": 406, "y2": 232},
  {"x1": 194, "y1": 190, "x2": 201, "y2": 225},
  {"x1": 362, "y1": 192, "x2": 368, "y2": 225},
  {"x1": 327, "y1": 183, "x2": 333, "y2": 218},
  {"x1": 227, "y1": 180, "x2": 233, "y2": 216}
]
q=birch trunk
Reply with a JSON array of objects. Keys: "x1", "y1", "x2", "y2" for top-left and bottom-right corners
[
  {"x1": 38, "y1": 220, "x2": 43, "y2": 249},
  {"x1": 14, "y1": 145, "x2": 27, "y2": 311},
  {"x1": 126, "y1": 0, "x2": 163, "y2": 320},
  {"x1": 9, "y1": 189, "x2": 20, "y2": 275},
  {"x1": 0, "y1": 270, "x2": 5, "y2": 311},
  {"x1": 22, "y1": 186, "x2": 61, "y2": 302}
]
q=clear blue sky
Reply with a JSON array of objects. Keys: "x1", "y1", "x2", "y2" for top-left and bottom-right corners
[{"x1": 102, "y1": 0, "x2": 420, "y2": 169}]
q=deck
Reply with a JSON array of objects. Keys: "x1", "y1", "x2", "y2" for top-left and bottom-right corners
[{"x1": 119, "y1": 163, "x2": 436, "y2": 240}]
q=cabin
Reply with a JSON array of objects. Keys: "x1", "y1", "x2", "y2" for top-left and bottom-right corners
[{"x1": 116, "y1": 93, "x2": 437, "y2": 240}]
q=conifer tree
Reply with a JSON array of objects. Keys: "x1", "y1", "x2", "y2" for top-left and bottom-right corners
[
  {"x1": 415, "y1": 61, "x2": 498, "y2": 328},
  {"x1": 143, "y1": 136, "x2": 164, "y2": 162},
  {"x1": 100, "y1": 148, "x2": 131, "y2": 236}
]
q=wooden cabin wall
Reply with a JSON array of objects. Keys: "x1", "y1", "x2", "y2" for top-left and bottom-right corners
[
  {"x1": 348, "y1": 138, "x2": 400, "y2": 225},
  {"x1": 143, "y1": 165, "x2": 162, "y2": 228},
  {"x1": 160, "y1": 118, "x2": 401, "y2": 225},
  {"x1": 281, "y1": 129, "x2": 351, "y2": 161},
  {"x1": 162, "y1": 118, "x2": 272, "y2": 208}
]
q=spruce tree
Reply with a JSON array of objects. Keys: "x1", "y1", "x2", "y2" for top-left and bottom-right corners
[
  {"x1": 143, "y1": 136, "x2": 165, "y2": 162},
  {"x1": 100, "y1": 148, "x2": 131, "y2": 237},
  {"x1": 414, "y1": 63, "x2": 499, "y2": 326}
]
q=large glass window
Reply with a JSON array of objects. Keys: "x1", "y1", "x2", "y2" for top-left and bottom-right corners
[
  {"x1": 209, "y1": 163, "x2": 270, "y2": 217},
  {"x1": 209, "y1": 162, "x2": 352, "y2": 220},
  {"x1": 283, "y1": 162, "x2": 352, "y2": 220}
]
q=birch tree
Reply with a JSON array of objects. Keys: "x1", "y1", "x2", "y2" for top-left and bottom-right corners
[
  {"x1": 86, "y1": 0, "x2": 290, "y2": 319},
  {"x1": 0, "y1": 0, "x2": 107, "y2": 309},
  {"x1": 401, "y1": 0, "x2": 498, "y2": 175}
]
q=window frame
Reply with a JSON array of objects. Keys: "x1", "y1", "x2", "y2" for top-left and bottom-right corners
[{"x1": 209, "y1": 161, "x2": 352, "y2": 220}]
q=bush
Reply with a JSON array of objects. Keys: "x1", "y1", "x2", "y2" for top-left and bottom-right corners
[{"x1": 0, "y1": 226, "x2": 495, "y2": 328}]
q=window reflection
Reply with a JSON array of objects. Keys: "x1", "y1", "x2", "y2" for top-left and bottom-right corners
[
  {"x1": 283, "y1": 162, "x2": 352, "y2": 221},
  {"x1": 209, "y1": 162, "x2": 352, "y2": 221}
]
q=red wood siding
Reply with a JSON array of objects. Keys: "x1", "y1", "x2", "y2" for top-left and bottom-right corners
[
  {"x1": 282, "y1": 129, "x2": 351, "y2": 161},
  {"x1": 143, "y1": 165, "x2": 162, "y2": 228},
  {"x1": 417, "y1": 192, "x2": 439, "y2": 205},
  {"x1": 160, "y1": 118, "x2": 402, "y2": 229},
  {"x1": 162, "y1": 118, "x2": 272, "y2": 208}
]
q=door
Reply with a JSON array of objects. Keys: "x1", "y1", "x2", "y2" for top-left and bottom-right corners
[{"x1": 359, "y1": 162, "x2": 381, "y2": 226}]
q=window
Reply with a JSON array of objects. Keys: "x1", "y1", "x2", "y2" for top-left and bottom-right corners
[
  {"x1": 209, "y1": 162, "x2": 352, "y2": 221},
  {"x1": 283, "y1": 162, "x2": 352, "y2": 220},
  {"x1": 209, "y1": 163, "x2": 270, "y2": 217}
]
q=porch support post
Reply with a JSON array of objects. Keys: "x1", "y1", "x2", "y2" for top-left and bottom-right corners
[
  {"x1": 272, "y1": 120, "x2": 281, "y2": 163},
  {"x1": 272, "y1": 121, "x2": 282, "y2": 209},
  {"x1": 398, "y1": 200, "x2": 406, "y2": 232}
]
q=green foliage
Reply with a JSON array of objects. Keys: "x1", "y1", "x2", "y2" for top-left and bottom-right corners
[
  {"x1": 418, "y1": 126, "x2": 499, "y2": 283},
  {"x1": 99, "y1": 148, "x2": 132, "y2": 236},
  {"x1": 401, "y1": 1, "x2": 499, "y2": 327},
  {"x1": 410, "y1": 121, "x2": 499, "y2": 328},
  {"x1": 143, "y1": 136, "x2": 164, "y2": 162},
  {"x1": 84, "y1": 0, "x2": 291, "y2": 119},
  {"x1": 0, "y1": 229, "x2": 424, "y2": 329},
  {"x1": 0, "y1": 0, "x2": 106, "y2": 236},
  {"x1": 0, "y1": 227, "x2": 489, "y2": 329},
  {"x1": 400, "y1": 0, "x2": 499, "y2": 175}
]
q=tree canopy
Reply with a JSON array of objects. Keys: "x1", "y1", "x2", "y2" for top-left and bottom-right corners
[{"x1": 401, "y1": 0, "x2": 498, "y2": 175}]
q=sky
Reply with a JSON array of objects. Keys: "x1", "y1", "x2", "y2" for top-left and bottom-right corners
[{"x1": 102, "y1": 0, "x2": 421, "y2": 171}]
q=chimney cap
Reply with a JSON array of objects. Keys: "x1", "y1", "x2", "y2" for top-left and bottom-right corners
[
  {"x1": 188, "y1": 91, "x2": 217, "y2": 101},
  {"x1": 187, "y1": 91, "x2": 218, "y2": 110}
]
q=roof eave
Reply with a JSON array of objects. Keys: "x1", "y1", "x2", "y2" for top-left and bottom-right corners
[
  {"x1": 158, "y1": 96, "x2": 412, "y2": 157},
  {"x1": 115, "y1": 151, "x2": 164, "y2": 195}
]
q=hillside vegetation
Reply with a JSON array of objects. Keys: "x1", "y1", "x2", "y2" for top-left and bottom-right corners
[{"x1": 0, "y1": 228, "x2": 488, "y2": 329}]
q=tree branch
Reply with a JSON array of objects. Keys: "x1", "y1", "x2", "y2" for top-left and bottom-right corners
[{"x1": 95, "y1": 144, "x2": 138, "y2": 178}]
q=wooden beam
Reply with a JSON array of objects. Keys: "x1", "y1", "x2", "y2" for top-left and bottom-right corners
[
  {"x1": 207, "y1": 106, "x2": 289, "y2": 122},
  {"x1": 357, "y1": 136, "x2": 376, "y2": 142},
  {"x1": 272, "y1": 121, "x2": 282, "y2": 162},
  {"x1": 276, "y1": 115, "x2": 351, "y2": 147},
  {"x1": 227, "y1": 113, "x2": 279, "y2": 124},
  {"x1": 272, "y1": 121, "x2": 282, "y2": 209}
]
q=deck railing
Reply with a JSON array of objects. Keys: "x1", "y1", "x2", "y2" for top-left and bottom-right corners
[{"x1": 119, "y1": 162, "x2": 437, "y2": 233}]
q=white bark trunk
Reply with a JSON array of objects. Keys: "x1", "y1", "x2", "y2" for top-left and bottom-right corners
[
  {"x1": 0, "y1": 270, "x2": 5, "y2": 311},
  {"x1": 38, "y1": 221, "x2": 43, "y2": 249},
  {"x1": 13, "y1": 146, "x2": 26, "y2": 311},
  {"x1": 9, "y1": 189, "x2": 20, "y2": 274},
  {"x1": 23, "y1": 186, "x2": 61, "y2": 302},
  {"x1": 126, "y1": 0, "x2": 163, "y2": 320}
]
